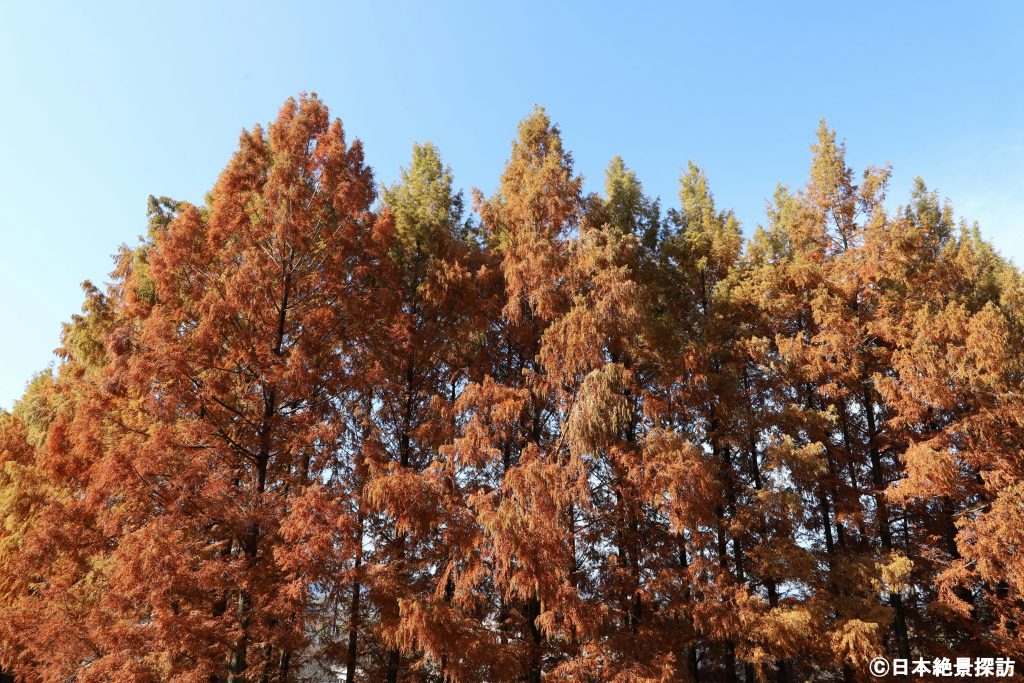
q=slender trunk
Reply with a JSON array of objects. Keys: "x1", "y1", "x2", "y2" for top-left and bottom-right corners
[
  {"x1": 839, "y1": 403, "x2": 869, "y2": 542},
  {"x1": 713, "y1": 437, "x2": 738, "y2": 683},
  {"x1": 726, "y1": 466, "x2": 752, "y2": 683},
  {"x1": 765, "y1": 582, "x2": 787, "y2": 683},
  {"x1": 522, "y1": 371, "x2": 546, "y2": 683},
  {"x1": 679, "y1": 540, "x2": 700, "y2": 683},
  {"x1": 386, "y1": 350, "x2": 418, "y2": 683},
  {"x1": 750, "y1": 447, "x2": 787, "y2": 683},
  {"x1": 438, "y1": 574, "x2": 457, "y2": 681},
  {"x1": 862, "y1": 383, "x2": 911, "y2": 660},
  {"x1": 818, "y1": 489, "x2": 855, "y2": 683},
  {"x1": 386, "y1": 651, "x2": 401, "y2": 683},
  {"x1": 346, "y1": 511, "x2": 364, "y2": 683},
  {"x1": 806, "y1": 391, "x2": 855, "y2": 683},
  {"x1": 616, "y1": 372, "x2": 643, "y2": 651},
  {"x1": 230, "y1": 388, "x2": 273, "y2": 682},
  {"x1": 260, "y1": 645, "x2": 274, "y2": 683},
  {"x1": 277, "y1": 649, "x2": 291, "y2": 683},
  {"x1": 524, "y1": 596, "x2": 543, "y2": 683},
  {"x1": 230, "y1": 255, "x2": 292, "y2": 681},
  {"x1": 227, "y1": 593, "x2": 251, "y2": 682}
]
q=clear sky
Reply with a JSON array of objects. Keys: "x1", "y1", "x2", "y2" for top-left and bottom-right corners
[{"x1": 2, "y1": 1, "x2": 1023, "y2": 409}]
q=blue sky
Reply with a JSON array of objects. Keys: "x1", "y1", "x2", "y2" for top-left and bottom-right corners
[{"x1": 2, "y1": 1, "x2": 1023, "y2": 408}]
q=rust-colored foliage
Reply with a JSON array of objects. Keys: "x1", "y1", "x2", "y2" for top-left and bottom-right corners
[{"x1": 2, "y1": 98, "x2": 1022, "y2": 682}]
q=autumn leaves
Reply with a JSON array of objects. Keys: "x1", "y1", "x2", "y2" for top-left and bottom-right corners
[{"x1": 1, "y1": 95, "x2": 1022, "y2": 682}]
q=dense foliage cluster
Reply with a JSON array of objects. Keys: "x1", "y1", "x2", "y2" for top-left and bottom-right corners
[{"x1": 1, "y1": 94, "x2": 1022, "y2": 682}]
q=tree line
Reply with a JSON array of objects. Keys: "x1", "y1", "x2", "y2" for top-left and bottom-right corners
[{"x1": 1, "y1": 94, "x2": 1021, "y2": 682}]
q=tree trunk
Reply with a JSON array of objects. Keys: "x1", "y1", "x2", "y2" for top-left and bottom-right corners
[
  {"x1": 524, "y1": 596, "x2": 543, "y2": 683},
  {"x1": 862, "y1": 383, "x2": 912, "y2": 660},
  {"x1": 346, "y1": 511, "x2": 364, "y2": 683}
]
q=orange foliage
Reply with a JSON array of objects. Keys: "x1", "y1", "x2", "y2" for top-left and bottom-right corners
[{"x1": 2, "y1": 98, "x2": 1022, "y2": 682}]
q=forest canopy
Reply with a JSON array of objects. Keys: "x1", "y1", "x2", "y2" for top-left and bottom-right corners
[{"x1": 1, "y1": 94, "x2": 1022, "y2": 682}]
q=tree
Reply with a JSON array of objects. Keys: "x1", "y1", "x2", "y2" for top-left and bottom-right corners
[
  {"x1": 361, "y1": 142, "x2": 487, "y2": 681},
  {"x1": 2, "y1": 97, "x2": 1022, "y2": 682},
  {"x1": 471, "y1": 106, "x2": 591, "y2": 682},
  {"x1": 10, "y1": 93, "x2": 381, "y2": 681}
]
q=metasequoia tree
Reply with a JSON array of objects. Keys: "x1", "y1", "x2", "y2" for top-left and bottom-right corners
[
  {"x1": 0, "y1": 271, "x2": 134, "y2": 682},
  {"x1": 360, "y1": 142, "x2": 488, "y2": 681},
  {"x1": 125, "y1": 94, "x2": 380, "y2": 681},
  {"x1": 736, "y1": 125, "x2": 912, "y2": 680},
  {"x1": 1, "y1": 97, "x2": 1022, "y2": 683},
  {"x1": 470, "y1": 106, "x2": 591, "y2": 683},
  {"x1": 876, "y1": 185, "x2": 1024, "y2": 657},
  {"x1": 541, "y1": 156, "x2": 679, "y2": 681},
  {"x1": 3, "y1": 94, "x2": 381, "y2": 681}
]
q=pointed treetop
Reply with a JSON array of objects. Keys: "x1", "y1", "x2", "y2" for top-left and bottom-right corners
[
  {"x1": 603, "y1": 156, "x2": 659, "y2": 244},
  {"x1": 382, "y1": 141, "x2": 466, "y2": 263},
  {"x1": 808, "y1": 119, "x2": 855, "y2": 211},
  {"x1": 671, "y1": 162, "x2": 742, "y2": 283}
]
